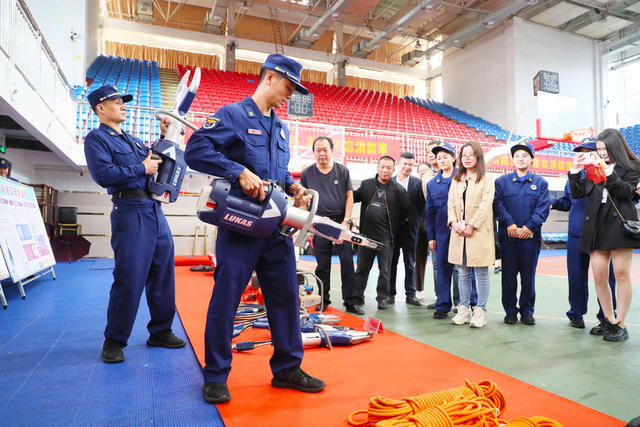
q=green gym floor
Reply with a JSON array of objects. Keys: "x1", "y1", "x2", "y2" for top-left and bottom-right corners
[{"x1": 317, "y1": 251, "x2": 639, "y2": 422}]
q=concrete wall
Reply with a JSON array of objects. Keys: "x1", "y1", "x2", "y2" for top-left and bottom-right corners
[
  {"x1": 442, "y1": 18, "x2": 597, "y2": 138},
  {"x1": 24, "y1": 0, "x2": 88, "y2": 86},
  {"x1": 442, "y1": 25, "x2": 512, "y2": 134}
]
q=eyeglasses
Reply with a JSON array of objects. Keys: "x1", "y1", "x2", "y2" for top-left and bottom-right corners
[{"x1": 461, "y1": 154, "x2": 476, "y2": 159}]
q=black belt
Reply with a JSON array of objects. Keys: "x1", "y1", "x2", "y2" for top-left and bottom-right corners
[
  {"x1": 111, "y1": 189, "x2": 152, "y2": 199},
  {"x1": 328, "y1": 215, "x2": 345, "y2": 223}
]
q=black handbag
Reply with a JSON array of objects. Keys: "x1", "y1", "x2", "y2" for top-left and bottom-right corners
[{"x1": 608, "y1": 190, "x2": 640, "y2": 239}]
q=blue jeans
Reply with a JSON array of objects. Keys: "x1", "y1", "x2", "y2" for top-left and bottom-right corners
[{"x1": 458, "y1": 265, "x2": 489, "y2": 310}]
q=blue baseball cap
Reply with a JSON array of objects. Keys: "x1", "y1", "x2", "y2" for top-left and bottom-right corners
[
  {"x1": 0, "y1": 158, "x2": 10, "y2": 168},
  {"x1": 431, "y1": 141, "x2": 456, "y2": 157},
  {"x1": 573, "y1": 137, "x2": 596, "y2": 152},
  {"x1": 87, "y1": 84, "x2": 133, "y2": 109},
  {"x1": 262, "y1": 54, "x2": 309, "y2": 95},
  {"x1": 510, "y1": 141, "x2": 535, "y2": 158}
]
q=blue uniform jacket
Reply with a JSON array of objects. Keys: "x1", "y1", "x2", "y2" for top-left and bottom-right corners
[
  {"x1": 425, "y1": 169, "x2": 456, "y2": 241},
  {"x1": 551, "y1": 179, "x2": 585, "y2": 238},
  {"x1": 494, "y1": 171, "x2": 550, "y2": 238},
  {"x1": 84, "y1": 123, "x2": 150, "y2": 195},
  {"x1": 184, "y1": 97, "x2": 294, "y2": 189}
]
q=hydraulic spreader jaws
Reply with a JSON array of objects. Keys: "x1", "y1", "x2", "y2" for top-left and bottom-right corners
[{"x1": 196, "y1": 178, "x2": 385, "y2": 251}]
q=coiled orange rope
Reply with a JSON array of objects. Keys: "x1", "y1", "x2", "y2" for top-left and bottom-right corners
[
  {"x1": 503, "y1": 416, "x2": 564, "y2": 427},
  {"x1": 375, "y1": 397, "x2": 501, "y2": 427},
  {"x1": 348, "y1": 379, "x2": 506, "y2": 426}
]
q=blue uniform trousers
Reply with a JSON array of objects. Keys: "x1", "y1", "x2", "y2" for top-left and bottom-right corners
[
  {"x1": 434, "y1": 233, "x2": 455, "y2": 312},
  {"x1": 204, "y1": 228, "x2": 302, "y2": 383},
  {"x1": 566, "y1": 236, "x2": 617, "y2": 321},
  {"x1": 312, "y1": 235, "x2": 355, "y2": 306},
  {"x1": 105, "y1": 200, "x2": 176, "y2": 346},
  {"x1": 499, "y1": 235, "x2": 541, "y2": 317}
]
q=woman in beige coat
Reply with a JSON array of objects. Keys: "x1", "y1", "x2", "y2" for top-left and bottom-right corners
[{"x1": 447, "y1": 141, "x2": 495, "y2": 328}]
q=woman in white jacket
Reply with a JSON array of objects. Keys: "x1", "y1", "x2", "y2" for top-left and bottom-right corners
[{"x1": 447, "y1": 141, "x2": 495, "y2": 328}]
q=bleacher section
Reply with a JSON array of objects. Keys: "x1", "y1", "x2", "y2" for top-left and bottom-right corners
[
  {"x1": 83, "y1": 55, "x2": 163, "y2": 108},
  {"x1": 75, "y1": 55, "x2": 164, "y2": 140},
  {"x1": 407, "y1": 96, "x2": 580, "y2": 158},
  {"x1": 407, "y1": 97, "x2": 516, "y2": 142},
  {"x1": 180, "y1": 65, "x2": 494, "y2": 142},
  {"x1": 74, "y1": 56, "x2": 640, "y2": 164},
  {"x1": 621, "y1": 125, "x2": 640, "y2": 152}
]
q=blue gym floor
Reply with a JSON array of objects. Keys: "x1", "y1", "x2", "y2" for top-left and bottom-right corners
[{"x1": 0, "y1": 260, "x2": 223, "y2": 426}]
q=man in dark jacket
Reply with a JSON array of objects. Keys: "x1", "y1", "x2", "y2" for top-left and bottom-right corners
[
  {"x1": 389, "y1": 152, "x2": 424, "y2": 307},
  {"x1": 347, "y1": 156, "x2": 409, "y2": 313}
]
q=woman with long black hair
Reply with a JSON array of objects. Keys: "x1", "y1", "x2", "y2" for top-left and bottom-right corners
[{"x1": 569, "y1": 128, "x2": 640, "y2": 342}]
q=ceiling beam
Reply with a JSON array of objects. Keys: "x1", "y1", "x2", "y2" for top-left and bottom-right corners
[
  {"x1": 352, "y1": 0, "x2": 440, "y2": 57},
  {"x1": 290, "y1": 0, "x2": 347, "y2": 48},
  {"x1": 517, "y1": 0, "x2": 565, "y2": 21},
  {"x1": 559, "y1": 0, "x2": 640, "y2": 33},
  {"x1": 559, "y1": 8, "x2": 600, "y2": 32},
  {"x1": 402, "y1": 0, "x2": 531, "y2": 66}
]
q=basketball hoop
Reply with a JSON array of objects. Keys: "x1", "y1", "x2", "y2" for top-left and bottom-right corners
[{"x1": 529, "y1": 120, "x2": 593, "y2": 151}]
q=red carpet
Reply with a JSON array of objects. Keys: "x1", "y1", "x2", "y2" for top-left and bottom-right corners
[{"x1": 175, "y1": 266, "x2": 623, "y2": 427}]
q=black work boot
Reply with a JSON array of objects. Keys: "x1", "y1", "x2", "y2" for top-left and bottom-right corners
[
  {"x1": 271, "y1": 367, "x2": 326, "y2": 393},
  {"x1": 146, "y1": 330, "x2": 187, "y2": 348},
  {"x1": 204, "y1": 382, "x2": 231, "y2": 404},
  {"x1": 102, "y1": 339, "x2": 124, "y2": 363}
]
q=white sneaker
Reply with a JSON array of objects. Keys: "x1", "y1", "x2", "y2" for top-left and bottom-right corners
[
  {"x1": 452, "y1": 305, "x2": 472, "y2": 325},
  {"x1": 469, "y1": 307, "x2": 487, "y2": 328}
]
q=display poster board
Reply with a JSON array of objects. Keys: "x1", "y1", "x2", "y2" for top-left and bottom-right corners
[
  {"x1": 0, "y1": 247, "x2": 9, "y2": 281},
  {"x1": 0, "y1": 177, "x2": 56, "y2": 282}
]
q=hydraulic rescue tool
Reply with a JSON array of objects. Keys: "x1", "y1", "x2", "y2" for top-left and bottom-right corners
[
  {"x1": 147, "y1": 67, "x2": 201, "y2": 203},
  {"x1": 232, "y1": 325, "x2": 373, "y2": 352},
  {"x1": 196, "y1": 178, "x2": 385, "y2": 251}
]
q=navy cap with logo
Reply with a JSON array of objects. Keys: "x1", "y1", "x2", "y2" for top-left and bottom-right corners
[
  {"x1": 262, "y1": 54, "x2": 309, "y2": 95},
  {"x1": 431, "y1": 141, "x2": 456, "y2": 157},
  {"x1": 87, "y1": 85, "x2": 133, "y2": 109},
  {"x1": 0, "y1": 158, "x2": 10, "y2": 168},
  {"x1": 573, "y1": 137, "x2": 596, "y2": 152},
  {"x1": 510, "y1": 141, "x2": 535, "y2": 158}
]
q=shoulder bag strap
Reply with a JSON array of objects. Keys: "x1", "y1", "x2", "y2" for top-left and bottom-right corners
[{"x1": 605, "y1": 189, "x2": 628, "y2": 224}]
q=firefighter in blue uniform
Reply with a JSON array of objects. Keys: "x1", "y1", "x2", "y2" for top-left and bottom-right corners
[
  {"x1": 84, "y1": 85, "x2": 186, "y2": 364},
  {"x1": 184, "y1": 54, "x2": 326, "y2": 404},
  {"x1": 550, "y1": 138, "x2": 616, "y2": 332},
  {"x1": 493, "y1": 141, "x2": 550, "y2": 325},
  {"x1": 425, "y1": 142, "x2": 458, "y2": 319},
  {"x1": 0, "y1": 158, "x2": 19, "y2": 182}
]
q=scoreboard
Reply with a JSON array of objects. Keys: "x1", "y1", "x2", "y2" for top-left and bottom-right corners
[{"x1": 287, "y1": 93, "x2": 314, "y2": 117}]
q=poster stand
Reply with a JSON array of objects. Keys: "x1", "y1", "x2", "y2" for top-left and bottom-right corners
[{"x1": 0, "y1": 177, "x2": 56, "y2": 308}]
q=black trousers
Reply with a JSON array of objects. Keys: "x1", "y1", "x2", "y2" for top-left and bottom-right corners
[
  {"x1": 351, "y1": 242, "x2": 393, "y2": 305},
  {"x1": 415, "y1": 228, "x2": 428, "y2": 292},
  {"x1": 312, "y1": 234, "x2": 355, "y2": 306},
  {"x1": 389, "y1": 224, "x2": 418, "y2": 298}
]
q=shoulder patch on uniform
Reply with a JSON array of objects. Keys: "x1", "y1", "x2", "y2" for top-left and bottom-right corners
[{"x1": 203, "y1": 116, "x2": 220, "y2": 129}]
